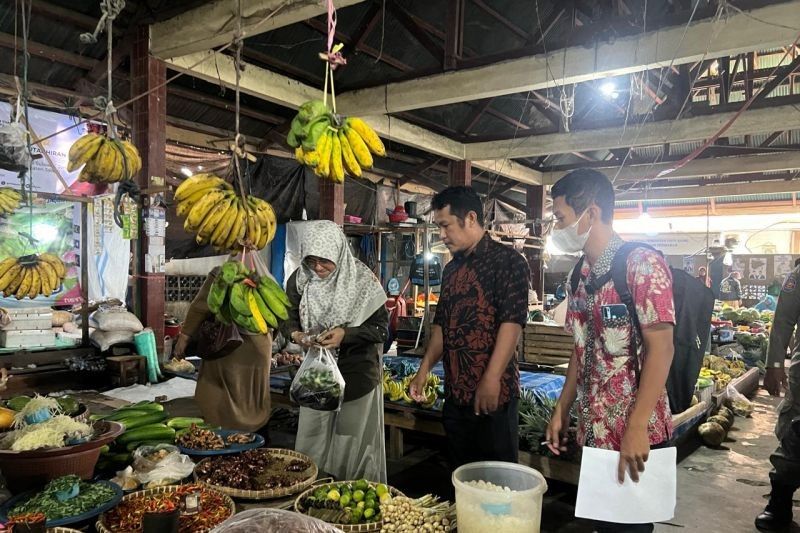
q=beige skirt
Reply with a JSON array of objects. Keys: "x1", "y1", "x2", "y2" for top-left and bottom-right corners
[
  {"x1": 295, "y1": 384, "x2": 387, "y2": 483},
  {"x1": 194, "y1": 333, "x2": 272, "y2": 432}
]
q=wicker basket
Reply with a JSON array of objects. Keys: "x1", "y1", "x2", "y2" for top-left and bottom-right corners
[
  {"x1": 0, "y1": 421, "x2": 123, "y2": 493},
  {"x1": 49, "y1": 529, "x2": 84, "y2": 533},
  {"x1": 96, "y1": 485, "x2": 235, "y2": 533},
  {"x1": 193, "y1": 448, "x2": 318, "y2": 500},
  {"x1": 294, "y1": 481, "x2": 405, "y2": 533}
]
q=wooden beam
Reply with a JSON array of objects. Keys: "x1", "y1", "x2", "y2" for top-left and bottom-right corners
[
  {"x1": 543, "y1": 151, "x2": 800, "y2": 184},
  {"x1": 150, "y1": 0, "x2": 367, "y2": 59},
  {"x1": 761, "y1": 131, "x2": 785, "y2": 148},
  {"x1": 351, "y1": 3, "x2": 382, "y2": 50},
  {"x1": 165, "y1": 52, "x2": 543, "y2": 184},
  {"x1": 335, "y1": 1, "x2": 800, "y2": 116},
  {"x1": 398, "y1": 158, "x2": 442, "y2": 186},
  {"x1": 304, "y1": 18, "x2": 411, "y2": 72},
  {"x1": 461, "y1": 98, "x2": 494, "y2": 133},
  {"x1": 0, "y1": 32, "x2": 96, "y2": 70},
  {"x1": 444, "y1": 0, "x2": 465, "y2": 70},
  {"x1": 167, "y1": 86, "x2": 284, "y2": 124},
  {"x1": 753, "y1": 54, "x2": 800, "y2": 102},
  {"x1": 28, "y1": 0, "x2": 97, "y2": 31},
  {"x1": 617, "y1": 179, "x2": 800, "y2": 201},
  {"x1": 466, "y1": 104, "x2": 800, "y2": 160},
  {"x1": 470, "y1": 0, "x2": 529, "y2": 42}
]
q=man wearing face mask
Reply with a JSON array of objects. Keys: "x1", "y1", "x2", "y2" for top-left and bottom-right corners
[
  {"x1": 409, "y1": 186, "x2": 530, "y2": 466},
  {"x1": 545, "y1": 169, "x2": 675, "y2": 533}
]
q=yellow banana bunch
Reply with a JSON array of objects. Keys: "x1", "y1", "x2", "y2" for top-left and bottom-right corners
[
  {"x1": 0, "y1": 253, "x2": 67, "y2": 299},
  {"x1": 68, "y1": 133, "x2": 142, "y2": 183},
  {"x1": 0, "y1": 188, "x2": 22, "y2": 217},
  {"x1": 173, "y1": 173, "x2": 277, "y2": 252},
  {"x1": 289, "y1": 102, "x2": 385, "y2": 183}
]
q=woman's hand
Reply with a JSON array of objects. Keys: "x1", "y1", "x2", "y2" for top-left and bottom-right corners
[
  {"x1": 173, "y1": 333, "x2": 190, "y2": 359},
  {"x1": 318, "y1": 328, "x2": 346, "y2": 349}
]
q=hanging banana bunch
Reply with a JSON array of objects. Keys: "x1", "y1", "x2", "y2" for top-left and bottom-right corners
[
  {"x1": 67, "y1": 132, "x2": 142, "y2": 184},
  {"x1": 0, "y1": 188, "x2": 22, "y2": 217},
  {"x1": 0, "y1": 253, "x2": 67, "y2": 300},
  {"x1": 288, "y1": 100, "x2": 385, "y2": 183},
  {"x1": 173, "y1": 173, "x2": 277, "y2": 252}
]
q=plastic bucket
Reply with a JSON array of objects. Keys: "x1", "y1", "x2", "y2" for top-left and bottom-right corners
[{"x1": 452, "y1": 461, "x2": 547, "y2": 533}]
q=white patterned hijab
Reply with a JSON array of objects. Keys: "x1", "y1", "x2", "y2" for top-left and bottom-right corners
[{"x1": 296, "y1": 220, "x2": 387, "y2": 332}]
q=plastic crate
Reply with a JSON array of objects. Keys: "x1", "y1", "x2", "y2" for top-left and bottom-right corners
[
  {"x1": 1, "y1": 307, "x2": 52, "y2": 331},
  {"x1": 0, "y1": 329, "x2": 56, "y2": 348}
]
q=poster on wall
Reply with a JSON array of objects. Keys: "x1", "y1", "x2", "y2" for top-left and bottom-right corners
[
  {"x1": 749, "y1": 257, "x2": 768, "y2": 281},
  {"x1": 0, "y1": 102, "x2": 87, "y2": 194},
  {"x1": 733, "y1": 257, "x2": 747, "y2": 274},
  {"x1": 774, "y1": 255, "x2": 794, "y2": 278},
  {"x1": 0, "y1": 198, "x2": 78, "y2": 307},
  {"x1": 682, "y1": 257, "x2": 694, "y2": 274}
]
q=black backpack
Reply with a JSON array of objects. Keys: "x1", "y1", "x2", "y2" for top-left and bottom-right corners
[{"x1": 569, "y1": 242, "x2": 715, "y2": 414}]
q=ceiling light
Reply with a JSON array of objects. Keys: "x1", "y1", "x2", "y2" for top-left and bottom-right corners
[{"x1": 600, "y1": 81, "x2": 617, "y2": 98}]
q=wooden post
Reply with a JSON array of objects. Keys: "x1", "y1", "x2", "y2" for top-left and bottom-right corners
[
  {"x1": 444, "y1": 0, "x2": 465, "y2": 70},
  {"x1": 131, "y1": 25, "x2": 166, "y2": 353},
  {"x1": 449, "y1": 160, "x2": 471, "y2": 187},
  {"x1": 319, "y1": 179, "x2": 344, "y2": 225},
  {"x1": 526, "y1": 185, "x2": 545, "y2": 299}
]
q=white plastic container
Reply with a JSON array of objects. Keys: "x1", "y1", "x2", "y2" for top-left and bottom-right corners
[
  {"x1": 453, "y1": 461, "x2": 548, "y2": 533},
  {"x1": 0, "y1": 308, "x2": 53, "y2": 331},
  {"x1": 0, "y1": 329, "x2": 56, "y2": 348}
]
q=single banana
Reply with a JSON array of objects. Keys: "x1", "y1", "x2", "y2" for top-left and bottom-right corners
[
  {"x1": 330, "y1": 133, "x2": 345, "y2": 183},
  {"x1": 259, "y1": 275, "x2": 291, "y2": 308},
  {"x1": 38, "y1": 264, "x2": 52, "y2": 297},
  {"x1": 244, "y1": 206, "x2": 262, "y2": 249},
  {"x1": 222, "y1": 200, "x2": 247, "y2": 251},
  {"x1": 27, "y1": 266, "x2": 41, "y2": 299},
  {"x1": 294, "y1": 146, "x2": 305, "y2": 164},
  {"x1": 347, "y1": 117, "x2": 386, "y2": 156},
  {"x1": 247, "y1": 289, "x2": 268, "y2": 334},
  {"x1": 16, "y1": 267, "x2": 33, "y2": 300},
  {"x1": 338, "y1": 131, "x2": 362, "y2": 178},
  {"x1": 0, "y1": 258, "x2": 16, "y2": 280},
  {"x1": 315, "y1": 129, "x2": 333, "y2": 177},
  {"x1": 344, "y1": 126, "x2": 373, "y2": 169},
  {"x1": 121, "y1": 141, "x2": 142, "y2": 177},
  {"x1": 174, "y1": 174, "x2": 229, "y2": 202},
  {"x1": 253, "y1": 287, "x2": 278, "y2": 328},
  {"x1": 230, "y1": 283, "x2": 252, "y2": 317}
]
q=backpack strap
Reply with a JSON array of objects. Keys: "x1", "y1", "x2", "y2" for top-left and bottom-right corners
[
  {"x1": 569, "y1": 256, "x2": 586, "y2": 296},
  {"x1": 609, "y1": 242, "x2": 658, "y2": 382}
]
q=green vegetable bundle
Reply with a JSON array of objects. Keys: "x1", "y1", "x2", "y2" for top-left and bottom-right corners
[{"x1": 10, "y1": 475, "x2": 116, "y2": 520}]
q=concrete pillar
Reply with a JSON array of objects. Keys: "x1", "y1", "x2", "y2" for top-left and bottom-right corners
[{"x1": 526, "y1": 185, "x2": 545, "y2": 299}]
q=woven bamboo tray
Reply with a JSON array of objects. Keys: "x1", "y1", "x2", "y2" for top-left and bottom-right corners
[
  {"x1": 193, "y1": 448, "x2": 318, "y2": 500},
  {"x1": 294, "y1": 480, "x2": 405, "y2": 533},
  {"x1": 95, "y1": 485, "x2": 234, "y2": 533},
  {"x1": 49, "y1": 529, "x2": 83, "y2": 533}
]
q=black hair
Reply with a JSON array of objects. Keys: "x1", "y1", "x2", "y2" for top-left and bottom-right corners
[
  {"x1": 550, "y1": 169, "x2": 615, "y2": 224},
  {"x1": 795, "y1": 257, "x2": 800, "y2": 267},
  {"x1": 431, "y1": 186, "x2": 484, "y2": 226}
]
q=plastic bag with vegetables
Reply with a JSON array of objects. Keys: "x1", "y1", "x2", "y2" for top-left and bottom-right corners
[
  {"x1": 211, "y1": 508, "x2": 344, "y2": 532},
  {"x1": 290, "y1": 347, "x2": 345, "y2": 411}
]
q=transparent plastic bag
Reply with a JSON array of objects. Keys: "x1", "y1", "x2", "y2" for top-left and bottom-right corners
[
  {"x1": 290, "y1": 346, "x2": 345, "y2": 411},
  {"x1": 132, "y1": 444, "x2": 195, "y2": 487},
  {"x1": 0, "y1": 121, "x2": 31, "y2": 172},
  {"x1": 210, "y1": 509, "x2": 344, "y2": 532},
  {"x1": 726, "y1": 383, "x2": 755, "y2": 417}
]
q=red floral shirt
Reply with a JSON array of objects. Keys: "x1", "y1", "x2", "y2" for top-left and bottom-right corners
[{"x1": 565, "y1": 235, "x2": 675, "y2": 450}]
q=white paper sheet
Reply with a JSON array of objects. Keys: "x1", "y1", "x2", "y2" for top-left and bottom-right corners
[{"x1": 575, "y1": 446, "x2": 677, "y2": 524}]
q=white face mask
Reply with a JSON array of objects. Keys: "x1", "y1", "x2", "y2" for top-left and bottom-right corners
[{"x1": 551, "y1": 210, "x2": 591, "y2": 253}]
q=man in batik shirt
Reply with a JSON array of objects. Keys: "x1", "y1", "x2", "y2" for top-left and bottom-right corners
[{"x1": 545, "y1": 169, "x2": 675, "y2": 533}]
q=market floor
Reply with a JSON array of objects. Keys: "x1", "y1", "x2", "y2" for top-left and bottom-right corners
[{"x1": 94, "y1": 389, "x2": 794, "y2": 533}]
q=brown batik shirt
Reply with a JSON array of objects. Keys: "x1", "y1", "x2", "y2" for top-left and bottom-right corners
[{"x1": 434, "y1": 233, "x2": 530, "y2": 406}]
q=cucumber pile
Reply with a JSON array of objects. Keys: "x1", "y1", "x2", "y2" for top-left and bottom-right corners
[{"x1": 92, "y1": 401, "x2": 208, "y2": 470}]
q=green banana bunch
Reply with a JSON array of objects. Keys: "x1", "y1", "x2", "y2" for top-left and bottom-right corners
[{"x1": 287, "y1": 99, "x2": 332, "y2": 149}]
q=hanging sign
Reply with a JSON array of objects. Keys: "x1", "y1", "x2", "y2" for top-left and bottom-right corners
[{"x1": 0, "y1": 102, "x2": 86, "y2": 194}]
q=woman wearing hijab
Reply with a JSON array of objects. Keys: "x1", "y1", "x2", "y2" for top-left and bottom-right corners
[{"x1": 281, "y1": 220, "x2": 389, "y2": 483}]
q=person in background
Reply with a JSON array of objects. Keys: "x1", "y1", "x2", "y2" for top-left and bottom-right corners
[
  {"x1": 719, "y1": 270, "x2": 743, "y2": 308},
  {"x1": 174, "y1": 266, "x2": 272, "y2": 434},
  {"x1": 708, "y1": 250, "x2": 726, "y2": 299},
  {"x1": 758, "y1": 261, "x2": 800, "y2": 531},
  {"x1": 282, "y1": 220, "x2": 389, "y2": 483},
  {"x1": 545, "y1": 169, "x2": 675, "y2": 533},
  {"x1": 696, "y1": 266, "x2": 710, "y2": 288},
  {"x1": 409, "y1": 186, "x2": 530, "y2": 466}
]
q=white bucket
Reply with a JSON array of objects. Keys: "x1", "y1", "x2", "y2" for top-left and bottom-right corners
[{"x1": 452, "y1": 461, "x2": 548, "y2": 533}]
